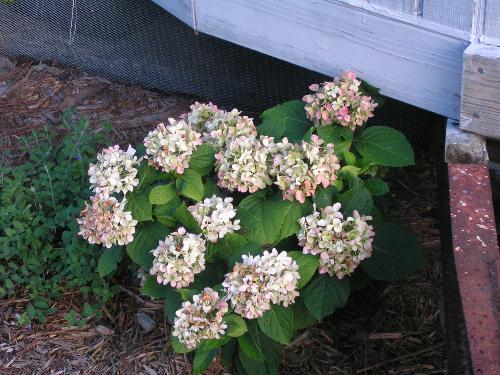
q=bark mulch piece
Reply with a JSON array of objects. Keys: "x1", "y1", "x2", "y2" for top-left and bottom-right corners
[{"x1": 0, "y1": 57, "x2": 446, "y2": 374}]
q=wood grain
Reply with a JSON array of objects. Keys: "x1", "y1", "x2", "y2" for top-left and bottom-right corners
[{"x1": 460, "y1": 44, "x2": 500, "y2": 139}]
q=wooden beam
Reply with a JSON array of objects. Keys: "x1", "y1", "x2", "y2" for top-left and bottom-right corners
[
  {"x1": 155, "y1": 0, "x2": 469, "y2": 119},
  {"x1": 460, "y1": 43, "x2": 500, "y2": 139}
]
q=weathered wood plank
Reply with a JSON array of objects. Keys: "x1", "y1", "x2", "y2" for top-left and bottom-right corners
[
  {"x1": 422, "y1": 0, "x2": 474, "y2": 32},
  {"x1": 460, "y1": 44, "x2": 500, "y2": 139}
]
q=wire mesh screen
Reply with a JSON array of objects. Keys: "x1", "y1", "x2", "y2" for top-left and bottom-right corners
[{"x1": 0, "y1": 0, "x2": 443, "y2": 143}]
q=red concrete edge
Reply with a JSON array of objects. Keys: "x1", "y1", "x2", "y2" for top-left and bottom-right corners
[{"x1": 448, "y1": 163, "x2": 500, "y2": 374}]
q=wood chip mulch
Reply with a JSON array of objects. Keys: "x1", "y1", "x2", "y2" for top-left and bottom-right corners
[{"x1": 0, "y1": 57, "x2": 446, "y2": 375}]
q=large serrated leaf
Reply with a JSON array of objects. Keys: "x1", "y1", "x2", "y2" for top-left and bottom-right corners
[
  {"x1": 258, "y1": 305, "x2": 293, "y2": 344},
  {"x1": 303, "y1": 275, "x2": 350, "y2": 321},
  {"x1": 287, "y1": 251, "x2": 319, "y2": 288},
  {"x1": 188, "y1": 144, "x2": 216, "y2": 176},
  {"x1": 361, "y1": 223, "x2": 425, "y2": 280},
  {"x1": 353, "y1": 126, "x2": 414, "y2": 167}
]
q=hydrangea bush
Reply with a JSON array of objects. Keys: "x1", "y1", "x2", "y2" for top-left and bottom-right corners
[{"x1": 78, "y1": 72, "x2": 424, "y2": 374}]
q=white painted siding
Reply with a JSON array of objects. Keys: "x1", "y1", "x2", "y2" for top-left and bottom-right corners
[
  {"x1": 423, "y1": 0, "x2": 473, "y2": 32},
  {"x1": 368, "y1": 0, "x2": 415, "y2": 15}
]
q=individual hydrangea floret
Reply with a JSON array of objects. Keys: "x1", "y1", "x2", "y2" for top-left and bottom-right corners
[
  {"x1": 298, "y1": 203, "x2": 374, "y2": 278},
  {"x1": 88, "y1": 145, "x2": 140, "y2": 196},
  {"x1": 188, "y1": 195, "x2": 241, "y2": 243},
  {"x1": 184, "y1": 102, "x2": 257, "y2": 150},
  {"x1": 173, "y1": 287, "x2": 228, "y2": 350},
  {"x1": 78, "y1": 194, "x2": 138, "y2": 248},
  {"x1": 303, "y1": 71, "x2": 377, "y2": 129},
  {"x1": 143, "y1": 119, "x2": 202, "y2": 174},
  {"x1": 149, "y1": 227, "x2": 206, "y2": 288},
  {"x1": 222, "y1": 250, "x2": 300, "y2": 319},
  {"x1": 270, "y1": 135, "x2": 340, "y2": 203},
  {"x1": 215, "y1": 135, "x2": 277, "y2": 193}
]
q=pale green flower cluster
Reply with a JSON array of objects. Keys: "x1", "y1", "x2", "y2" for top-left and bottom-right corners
[
  {"x1": 149, "y1": 227, "x2": 206, "y2": 288},
  {"x1": 88, "y1": 145, "x2": 139, "y2": 196},
  {"x1": 270, "y1": 135, "x2": 340, "y2": 203},
  {"x1": 173, "y1": 288, "x2": 228, "y2": 349},
  {"x1": 77, "y1": 194, "x2": 137, "y2": 248},
  {"x1": 143, "y1": 118, "x2": 202, "y2": 174},
  {"x1": 188, "y1": 195, "x2": 241, "y2": 243},
  {"x1": 222, "y1": 249, "x2": 300, "y2": 319},
  {"x1": 298, "y1": 203, "x2": 374, "y2": 278}
]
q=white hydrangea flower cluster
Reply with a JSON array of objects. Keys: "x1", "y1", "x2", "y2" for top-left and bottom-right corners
[
  {"x1": 77, "y1": 194, "x2": 138, "y2": 248},
  {"x1": 222, "y1": 249, "x2": 300, "y2": 319},
  {"x1": 173, "y1": 287, "x2": 228, "y2": 350},
  {"x1": 188, "y1": 195, "x2": 241, "y2": 243},
  {"x1": 143, "y1": 118, "x2": 202, "y2": 174},
  {"x1": 215, "y1": 135, "x2": 277, "y2": 193},
  {"x1": 149, "y1": 227, "x2": 206, "y2": 288},
  {"x1": 270, "y1": 135, "x2": 340, "y2": 203},
  {"x1": 303, "y1": 71, "x2": 377, "y2": 129},
  {"x1": 88, "y1": 145, "x2": 140, "y2": 196},
  {"x1": 298, "y1": 203, "x2": 375, "y2": 279},
  {"x1": 184, "y1": 102, "x2": 257, "y2": 151}
]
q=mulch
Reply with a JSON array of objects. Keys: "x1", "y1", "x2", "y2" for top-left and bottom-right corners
[{"x1": 0, "y1": 57, "x2": 446, "y2": 375}]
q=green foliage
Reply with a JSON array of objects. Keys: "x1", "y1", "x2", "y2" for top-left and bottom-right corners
[
  {"x1": 257, "y1": 100, "x2": 312, "y2": 142},
  {"x1": 361, "y1": 223, "x2": 425, "y2": 280},
  {"x1": 303, "y1": 276, "x2": 350, "y2": 321},
  {"x1": 126, "y1": 222, "x2": 169, "y2": 268},
  {"x1": 0, "y1": 112, "x2": 114, "y2": 324},
  {"x1": 352, "y1": 126, "x2": 414, "y2": 167},
  {"x1": 258, "y1": 305, "x2": 294, "y2": 344}
]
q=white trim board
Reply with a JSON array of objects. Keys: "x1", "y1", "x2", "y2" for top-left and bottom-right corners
[{"x1": 153, "y1": 0, "x2": 470, "y2": 119}]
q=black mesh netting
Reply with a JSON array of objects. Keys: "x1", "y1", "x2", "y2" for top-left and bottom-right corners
[{"x1": 0, "y1": 0, "x2": 443, "y2": 144}]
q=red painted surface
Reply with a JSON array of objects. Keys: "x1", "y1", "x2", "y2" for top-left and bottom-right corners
[{"x1": 448, "y1": 164, "x2": 500, "y2": 374}]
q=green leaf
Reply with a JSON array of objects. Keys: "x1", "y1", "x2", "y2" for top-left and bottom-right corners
[
  {"x1": 137, "y1": 162, "x2": 167, "y2": 189},
  {"x1": 228, "y1": 241, "x2": 262, "y2": 267},
  {"x1": 174, "y1": 203, "x2": 202, "y2": 234},
  {"x1": 203, "y1": 179, "x2": 220, "y2": 199},
  {"x1": 364, "y1": 177, "x2": 389, "y2": 196},
  {"x1": 314, "y1": 186, "x2": 338, "y2": 209},
  {"x1": 176, "y1": 169, "x2": 204, "y2": 202},
  {"x1": 287, "y1": 251, "x2": 319, "y2": 288},
  {"x1": 291, "y1": 298, "x2": 318, "y2": 330},
  {"x1": 142, "y1": 276, "x2": 172, "y2": 299},
  {"x1": 97, "y1": 246, "x2": 123, "y2": 277},
  {"x1": 126, "y1": 222, "x2": 169, "y2": 268},
  {"x1": 126, "y1": 189, "x2": 153, "y2": 221},
  {"x1": 238, "y1": 322, "x2": 282, "y2": 375},
  {"x1": 238, "y1": 331, "x2": 266, "y2": 362},
  {"x1": 206, "y1": 233, "x2": 248, "y2": 262},
  {"x1": 164, "y1": 289, "x2": 183, "y2": 323},
  {"x1": 258, "y1": 305, "x2": 293, "y2": 344},
  {"x1": 193, "y1": 346, "x2": 218, "y2": 374},
  {"x1": 154, "y1": 196, "x2": 182, "y2": 227},
  {"x1": 303, "y1": 275, "x2": 350, "y2": 321},
  {"x1": 353, "y1": 126, "x2": 414, "y2": 167},
  {"x1": 257, "y1": 100, "x2": 312, "y2": 142},
  {"x1": 339, "y1": 183, "x2": 373, "y2": 216},
  {"x1": 316, "y1": 126, "x2": 353, "y2": 156},
  {"x1": 274, "y1": 199, "x2": 303, "y2": 242},
  {"x1": 343, "y1": 151, "x2": 357, "y2": 165},
  {"x1": 199, "y1": 337, "x2": 232, "y2": 350},
  {"x1": 149, "y1": 183, "x2": 176, "y2": 205},
  {"x1": 189, "y1": 144, "x2": 216, "y2": 176},
  {"x1": 361, "y1": 223, "x2": 425, "y2": 280},
  {"x1": 237, "y1": 196, "x2": 284, "y2": 246},
  {"x1": 224, "y1": 314, "x2": 248, "y2": 337},
  {"x1": 172, "y1": 335, "x2": 193, "y2": 353},
  {"x1": 178, "y1": 288, "x2": 198, "y2": 301}
]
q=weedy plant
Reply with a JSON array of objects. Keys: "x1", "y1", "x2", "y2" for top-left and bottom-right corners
[
  {"x1": 0, "y1": 112, "x2": 115, "y2": 325},
  {"x1": 78, "y1": 72, "x2": 424, "y2": 374}
]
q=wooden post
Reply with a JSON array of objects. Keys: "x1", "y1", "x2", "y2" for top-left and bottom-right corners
[{"x1": 460, "y1": 44, "x2": 500, "y2": 139}]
